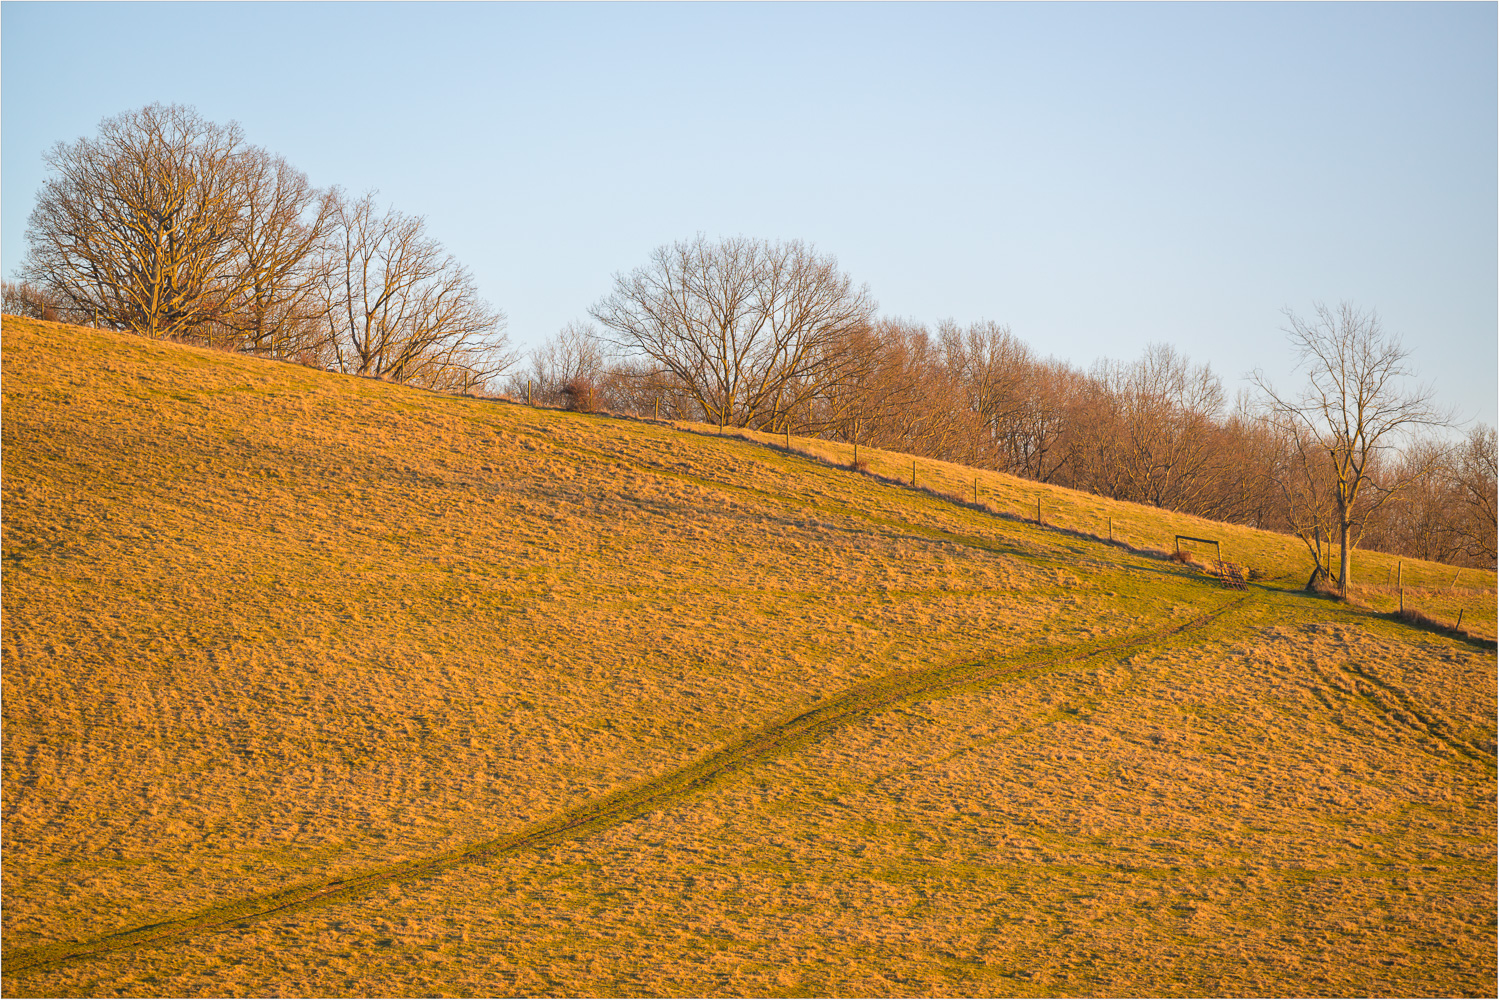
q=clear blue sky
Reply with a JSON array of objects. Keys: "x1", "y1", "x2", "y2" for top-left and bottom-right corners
[{"x1": 4, "y1": 2, "x2": 1494, "y2": 425}]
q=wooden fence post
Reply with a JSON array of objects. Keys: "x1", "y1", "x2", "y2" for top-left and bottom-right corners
[
  {"x1": 527, "y1": 378, "x2": 533, "y2": 407},
  {"x1": 1108, "y1": 516, "x2": 1113, "y2": 542},
  {"x1": 912, "y1": 459, "x2": 916, "y2": 487}
]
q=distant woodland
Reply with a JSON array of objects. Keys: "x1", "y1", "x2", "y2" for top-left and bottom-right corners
[{"x1": 6, "y1": 103, "x2": 1495, "y2": 575}]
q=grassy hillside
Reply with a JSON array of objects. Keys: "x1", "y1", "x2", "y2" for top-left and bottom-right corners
[{"x1": 2, "y1": 316, "x2": 1494, "y2": 997}]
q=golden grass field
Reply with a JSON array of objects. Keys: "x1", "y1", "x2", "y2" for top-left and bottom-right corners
[{"x1": 2, "y1": 316, "x2": 1494, "y2": 997}]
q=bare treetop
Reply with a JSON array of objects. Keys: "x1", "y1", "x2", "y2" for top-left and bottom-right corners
[
  {"x1": 1279, "y1": 303, "x2": 1443, "y2": 446},
  {"x1": 589, "y1": 234, "x2": 875, "y2": 430},
  {"x1": 22, "y1": 103, "x2": 251, "y2": 338},
  {"x1": 322, "y1": 191, "x2": 512, "y2": 392}
]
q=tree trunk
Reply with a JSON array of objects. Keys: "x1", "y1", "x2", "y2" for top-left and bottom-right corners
[{"x1": 1338, "y1": 518, "x2": 1352, "y2": 598}]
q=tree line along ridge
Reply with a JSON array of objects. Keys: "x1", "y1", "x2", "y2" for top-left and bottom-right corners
[{"x1": 6, "y1": 102, "x2": 1494, "y2": 584}]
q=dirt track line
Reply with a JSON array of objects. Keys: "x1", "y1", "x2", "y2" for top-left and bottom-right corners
[
  {"x1": 1321, "y1": 659, "x2": 1492, "y2": 766},
  {"x1": 3, "y1": 594, "x2": 1248, "y2": 978}
]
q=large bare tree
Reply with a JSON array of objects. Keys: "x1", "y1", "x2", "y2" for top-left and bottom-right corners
[
  {"x1": 322, "y1": 192, "x2": 512, "y2": 391},
  {"x1": 589, "y1": 235, "x2": 875, "y2": 430},
  {"x1": 20, "y1": 103, "x2": 251, "y2": 339},
  {"x1": 1254, "y1": 302, "x2": 1448, "y2": 595}
]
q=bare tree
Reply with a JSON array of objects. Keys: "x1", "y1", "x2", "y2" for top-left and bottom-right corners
[
  {"x1": 590, "y1": 235, "x2": 874, "y2": 430},
  {"x1": 1, "y1": 280, "x2": 69, "y2": 322},
  {"x1": 870, "y1": 321, "x2": 973, "y2": 459},
  {"x1": 1451, "y1": 424, "x2": 1498, "y2": 566},
  {"x1": 939, "y1": 319, "x2": 1032, "y2": 469},
  {"x1": 600, "y1": 356, "x2": 694, "y2": 419},
  {"x1": 322, "y1": 191, "x2": 512, "y2": 391},
  {"x1": 1211, "y1": 391, "x2": 1287, "y2": 529},
  {"x1": 1266, "y1": 424, "x2": 1346, "y2": 588},
  {"x1": 1254, "y1": 302, "x2": 1448, "y2": 595},
  {"x1": 1106, "y1": 343, "x2": 1226, "y2": 511},
  {"x1": 216, "y1": 148, "x2": 336, "y2": 359},
  {"x1": 1056, "y1": 372, "x2": 1128, "y2": 501},
  {"x1": 20, "y1": 103, "x2": 250, "y2": 339},
  {"x1": 1359, "y1": 439, "x2": 1459, "y2": 564},
  {"x1": 509, "y1": 322, "x2": 607, "y2": 406},
  {"x1": 1005, "y1": 358, "x2": 1081, "y2": 483},
  {"x1": 810, "y1": 320, "x2": 944, "y2": 455},
  {"x1": 800, "y1": 321, "x2": 886, "y2": 441}
]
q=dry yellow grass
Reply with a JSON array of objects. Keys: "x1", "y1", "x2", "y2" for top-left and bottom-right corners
[
  {"x1": 2, "y1": 316, "x2": 1494, "y2": 996},
  {"x1": 714, "y1": 423, "x2": 1498, "y2": 643}
]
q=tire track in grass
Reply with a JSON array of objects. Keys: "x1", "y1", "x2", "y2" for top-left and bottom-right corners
[
  {"x1": 1312, "y1": 658, "x2": 1492, "y2": 766},
  {"x1": 2, "y1": 594, "x2": 1250, "y2": 978}
]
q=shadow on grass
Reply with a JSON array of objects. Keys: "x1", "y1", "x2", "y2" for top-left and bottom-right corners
[
  {"x1": 1303, "y1": 587, "x2": 1498, "y2": 653},
  {"x1": 1385, "y1": 605, "x2": 1498, "y2": 651},
  {"x1": 673, "y1": 424, "x2": 1310, "y2": 597}
]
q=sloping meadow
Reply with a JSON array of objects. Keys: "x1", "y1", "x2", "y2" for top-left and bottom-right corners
[{"x1": 2, "y1": 317, "x2": 1494, "y2": 996}]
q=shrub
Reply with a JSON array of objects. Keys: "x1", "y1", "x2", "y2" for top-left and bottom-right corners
[
  {"x1": 560, "y1": 378, "x2": 597, "y2": 413},
  {"x1": 1170, "y1": 549, "x2": 1211, "y2": 571},
  {"x1": 2, "y1": 280, "x2": 62, "y2": 322},
  {"x1": 1395, "y1": 606, "x2": 1445, "y2": 631}
]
